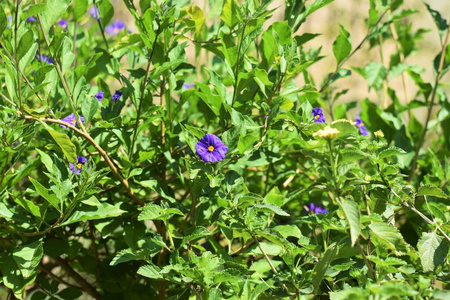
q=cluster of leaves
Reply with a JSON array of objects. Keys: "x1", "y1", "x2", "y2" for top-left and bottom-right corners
[{"x1": 0, "y1": 0, "x2": 449, "y2": 299}]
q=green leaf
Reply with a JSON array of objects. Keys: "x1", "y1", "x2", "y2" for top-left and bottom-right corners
[
  {"x1": 339, "y1": 199, "x2": 360, "y2": 246},
  {"x1": 62, "y1": 197, "x2": 125, "y2": 225},
  {"x1": 19, "y1": 41, "x2": 38, "y2": 72},
  {"x1": 417, "y1": 184, "x2": 448, "y2": 199},
  {"x1": 99, "y1": 0, "x2": 114, "y2": 28},
  {"x1": 220, "y1": 0, "x2": 240, "y2": 28},
  {"x1": 12, "y1": 240, "x2": 43, "y2": 279},
  {"x1": 74, "y1": 0, "x2": 88, "y2": 20},
  {"x1": 378, "y1": 147, "x2": 406, "y2": 159},
  {"x1": 425, "y1": 3, "x2": 448, "y2": 40},
  {"x1": 81, "y1": 96, "x2": 99, "y2": 124},
  {"x1": 0, "y1": 202, "x2": 14, "y2": 220},
  {"x1": 369, "y1": 222, "x2": 408, "y2": 254},
  {"x1": 186, "y1": 4, "x2": 205, "y2": 35},
  {"x1": 17, "y1": 30, "x2": 34, "y2": 62},
  {"x1": 0, "y1": 6, "x2": 7, "y2": 37},
  {"x1": 22, "y1": 4, "x2": 46, "y2": 20},
  {"x1": 313, "y1": 242, "x2": 338, "y2": 293},
  {"x1": 138, "y1": 203, "x2": 183, "y2": 221},
  {"x1": 60, "y1": 37, "x2": 75, "y2": 74},
  {"x1": 253, "y1": 203, "x2": 289, "y2": 217},
  {"x1": 29, "y1": 177, "x2": 60, "y2": 211},
  {"x1": 181, "y1": 226, "x2": 210, "y2": 245},
  {"x1": 332, "y1": 25, "x2": 351, "y2": 66},
  {"x1": 364, "y1": 62, "x2": 388, "y2": 90},
  {"x1": 110, "y1": 249, "x2": 148, "y2": 266},
  {"x1": 137, "y1": 264, "x2": 163, "y2": 279},
  {"x1": 43, "y1": 0, "x2": 71, "y2": 32},
  {"x1": 45, "y1": 126, "x2": 77, "y2": 163}
]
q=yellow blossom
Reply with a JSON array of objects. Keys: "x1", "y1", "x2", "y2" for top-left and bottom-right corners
[{"x1": 313, "y1": 126, "x2": 340, "y2": 140}]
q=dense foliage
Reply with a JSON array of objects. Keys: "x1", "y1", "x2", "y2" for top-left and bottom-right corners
[{"x1": 1, "y1": 0, "x2": 449, "y2": 299}]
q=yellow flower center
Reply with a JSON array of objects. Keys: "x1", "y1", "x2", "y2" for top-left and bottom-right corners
[
  {"x1": 208, "y1": 146, "x2": 215, "y2": 152},
  {"x1": 62, "y1": 24, "x2": 67, "y2": 29},
  {"x1": 359, "y1": 122, "x2": 364, "y2": 127},
  {"x1": 76, "y1": 163, "x2": 82, "y2": 169},
  {"x1": 315, "y1": 115, "x2": 320, "y2": 120},
  {"x1": 71, "y1": 118, "x2": 76, "y2": 124}
]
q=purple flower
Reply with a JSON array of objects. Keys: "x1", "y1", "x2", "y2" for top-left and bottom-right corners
[
  {"x1": 105, "y1": 20, "x2": 125, "y2": 34},
  {"x1": 59, "y1": 19, "x2": 68, "y2": 30},
  {"x1": 111, "y1": 90, "x2": 122, "y2": 102},
  {"x1": 26, "y1": 16, "x2": 36, "y2": 22},
  {"x1": 89, "y1": 6, "x2": 100, "y2": 19},
  {"x1": 305, "y1": 203, "x2": 328, "y2": 215},
  {"x1": 69, "y1": 156, "x2": 87, "y2": 175},
  {"x1": 7, "y1": 15, "x2": 12, "y2": 28},
  {"x1": 355, "y1": 114, "x2": 368, "y2": 136},
  {"x1": 36, "y1": 53, "x2": 54, "y2": 64},
  {"x1": 183, "y1": 83, "x2": 195, "y2": 89},
  {"x1": 312, "y1": 108, "x2": 326, "y2": 123},
  {"x1": 60, "y1": 113, "x2": 85, "y2": 129},
  {"x1": 94, "y1": 91, "x2": 104, "y2": 102},
  {"x1": 195, "y1": 134, "x2": 228, "y2": 163}
]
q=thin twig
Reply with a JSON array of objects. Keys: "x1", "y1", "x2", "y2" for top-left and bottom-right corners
[
  {"x1": 319, "y1": 6, "x2": 391, "y2": 93},
  {"x1": 19, "y1": 113, "x2": 144, "y2": 205},
  {"x1": 93, "y1": 0, "x2": 110, "y2": 50},
  {"x1": 408, "y1": 27, "x2": 450, "y2": 180},
  {"x1": 53, "y1": 257, "x2": 102, "y2": 300}
]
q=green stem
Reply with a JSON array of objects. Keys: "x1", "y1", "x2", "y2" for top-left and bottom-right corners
[
  {"x1": 14, "y1": 0, "x2": 22, "y2": 108},
  {"x1": 327, "y1": 139, "x2": 339, "y2": 198},
  {"x1": 231, "y1": 21, "x2": 248, "y2": 107}
]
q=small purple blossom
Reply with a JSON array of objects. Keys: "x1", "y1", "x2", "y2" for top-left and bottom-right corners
[
  {"x1": 355, "y1": 114, "x2": 368, "y2": 136},
  {"x1": 59, "y1": 19, "x2": 68, "y2": 30},
  {"x1": 111, "y1": 90, "x2": 122, "y2": 103},
  {"x1": 183, "y1": 83, "x2": 195, "y2": 89},
  {"x1": 94, "y1": 91, "x2": 104, "y2": 102},
  {"x1": 105, "y1": 20, "x2": 125, "y2": 34},
  {"x1": 89, "y1": 6, "x2": 100, "y2": 19},
  {"x1": 305, "y1": 203, "x2": 328, "y2": 215},
  {"x1": 36, "y1": 53, "x2": 54, "y2": 64},
  {"x1": 195, "y1": 134, "x2": 228, "y2": 163},
  {"x1": 312, "y1": 108, "x2": 326, "y2": 123},
  {"x1": 69, "y1": 156, "x2": 87, "y2": 175},
  {"x1": 26, "y1": 16, "x2": 36, "y2": 22},
  {"x1": 7, "y1": 15, "x2": 12, "y2": 28},
  {"x1": 60, "y1": 113, "x2": 85, "y2": 129}
]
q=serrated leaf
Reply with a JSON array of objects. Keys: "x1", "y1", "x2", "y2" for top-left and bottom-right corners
[
  {"x1": 313, "y1": 242, "x2": 338, "y2": 293},
  {"x1": 332, "y1": 25, "x2": 351, "y2": 65},
  {"x1": 369, "y1": 222, "x2": 407, "y2": 254},
  {"x1": 378, "y1": 147, "x2": 406, "y2": 159},
  {"x1": 418, "y1": 232, "x2": 449, "y2": 272},
  {"x1": 137, "y1": 264, "x2": 163, "y2": 279},
  {"x1": 417, "y1": 184, "x2": 448, "y2": 199},
  {"x1": 181, "y1": 226, "x2": 210, "y2": 245},
  {"x1": 110, "y1": 249, "x2": 148, "y2": 266},
  {"x1": 253, "y1": 203, "x2": 289, "y2": 216},
  {"x1": 340, "y1": 148, "x2": 371, "y2": 164},
  {"x1": 339, "y1": 199, "x2": 360, "y2": 246}
]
